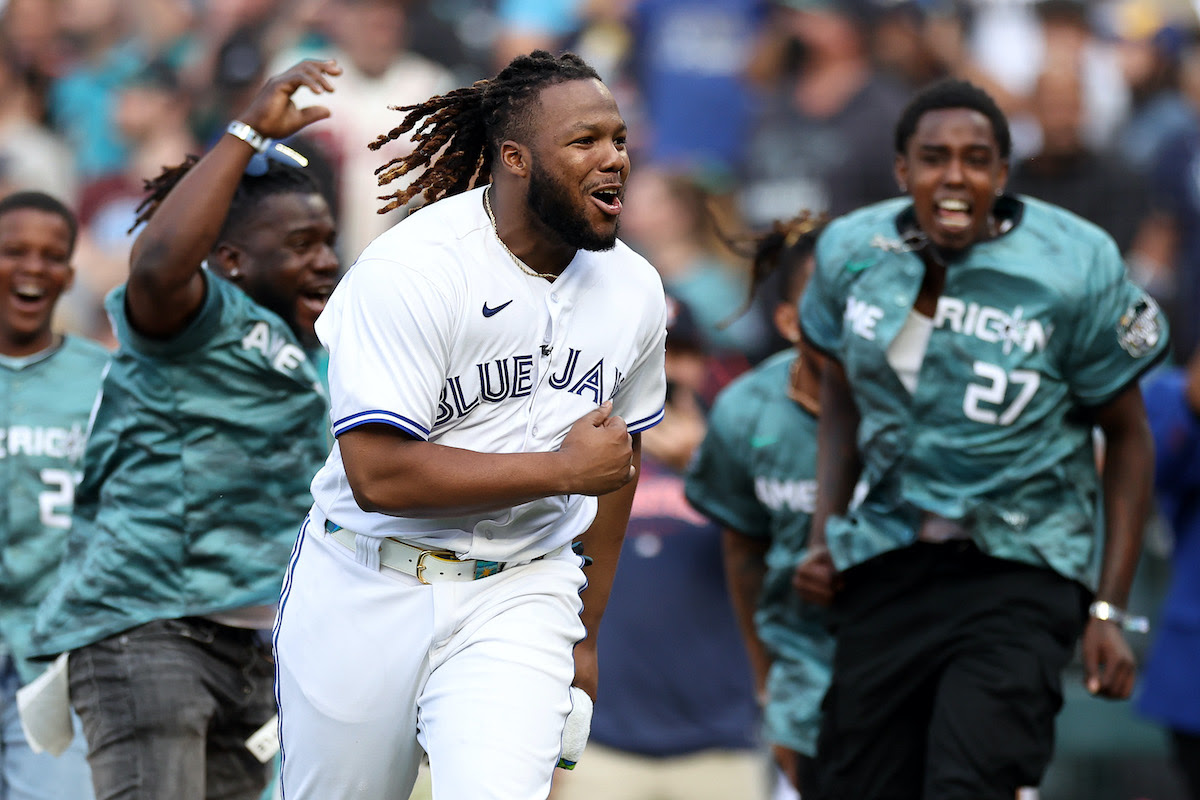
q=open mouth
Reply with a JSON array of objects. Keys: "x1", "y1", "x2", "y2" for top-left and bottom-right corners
[
  {"x1": 297, "y1": 286, "x2": 332, "y2": 316},
  {"x1": 11, "y1": 282, "x2": 50, "y2": 311},
  {"x1": 589, "y1": 187, "x2": 622, "y2": 216},
  {"x1": 934, "y1": 198, "x2": 973, "y2": 232}
]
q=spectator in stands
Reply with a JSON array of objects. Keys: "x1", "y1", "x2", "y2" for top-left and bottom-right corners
[
  {"x1": 621, "y1": 167, "x2": 770, "y2": 365},
  {"x1": 1008, "y1": 64, "x2": 1152, "y2": 255},
  {"x1": 739, "y1": 0, "x2": 907, "y2": 226}
]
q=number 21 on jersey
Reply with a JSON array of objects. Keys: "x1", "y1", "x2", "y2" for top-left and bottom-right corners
[{"x1": 39, "y1": 468, "x2": 81, "y2": 528}]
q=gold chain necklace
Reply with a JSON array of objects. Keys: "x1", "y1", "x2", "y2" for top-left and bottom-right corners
[{"x1": 483, "y1": 186, "x2": 557, "y2": 281}]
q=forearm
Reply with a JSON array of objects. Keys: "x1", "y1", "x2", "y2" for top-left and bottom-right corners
[
  {"x1": 342, "y1": 403, "x2": 635, "y2": 518},
  {"x1": 343, "y1": 436, "x2": 573, "y2": 517},
  {"x1": 122, "y1": 136, "x2": 253, "y2": 339},
  {"x1": 130, "y1": 135, "x2": 253, "y2": 286},
  {"x1": 575, "y1": 438, "x2": 641, "y2": 641},
  {"x1": 1096, "y1": 388, "x2": 1155, "y2": 607},
  {"x1": 811, "y1": 360, "x2": 862, "y2": 548},
  {"x1": 721, "y1": 529, "x2": 772, "y2": 697}
]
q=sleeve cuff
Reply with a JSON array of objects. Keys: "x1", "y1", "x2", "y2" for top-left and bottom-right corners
[
  {"x1": 626, "y1": 406, "x2": 665, "y2": 434},
  {"x1": 332, "y1": 410, "x2": 430, "y2": 440}
]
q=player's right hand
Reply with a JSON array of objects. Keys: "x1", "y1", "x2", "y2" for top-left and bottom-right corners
[
  {"x1": 558, "y1": 401, "x2": 635, "y2": 496},
  {"x1": 793, "y1": 544, "x2": 841, "y2": 606},
  {"x1": 237, "y1": 59, "x2": 342, "y2": 141},
  {"x1": 1081, "y1": 616, "x2": 1137, "y2": 700},
  {"x1": 772, "y1": 745, "x2": 803, "y2": 792}
]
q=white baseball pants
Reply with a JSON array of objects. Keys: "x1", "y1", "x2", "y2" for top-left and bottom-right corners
[{"x1": 274, "y1": 514, "x2": 586, "y2": 799}]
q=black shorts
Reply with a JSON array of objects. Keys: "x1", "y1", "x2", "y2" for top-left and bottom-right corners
[{"x1": 810, "y1": 541, "x2": 1088, "y2": 800}]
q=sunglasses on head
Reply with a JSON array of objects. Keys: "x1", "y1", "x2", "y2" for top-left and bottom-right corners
[{"x1": 245, "y1": 140, "x2": 309, "y2": 176}]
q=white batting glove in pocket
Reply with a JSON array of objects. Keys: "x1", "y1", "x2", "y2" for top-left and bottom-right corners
[{"x1": 556, "y1": 686, "x2": 593, "y2": 770}]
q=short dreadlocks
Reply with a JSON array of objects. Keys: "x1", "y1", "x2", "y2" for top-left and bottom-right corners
[
  {"x1": 130, "y1": 155, "x2": 322, "y2": 242},
  {"x1": 371, "y1": 50, "x2": 601, "y2": 213}
]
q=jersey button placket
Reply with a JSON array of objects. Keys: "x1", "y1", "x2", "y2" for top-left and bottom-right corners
[
  {"x1": 540, "y1": 292, "x2": 560, "y2": 359},
  {"x1": 525, "y1": 293, "x2": 562, "y2": 448}
]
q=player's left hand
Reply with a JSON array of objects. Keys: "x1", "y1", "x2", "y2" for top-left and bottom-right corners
[
  {"x1": 237, "y1": 59, "x2": 342, "y2": 141},
  {"x1": 1081, "y1": 617, "x2": 1136, "y2": 699}
]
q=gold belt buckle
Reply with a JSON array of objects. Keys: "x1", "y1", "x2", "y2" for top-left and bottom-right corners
[{"x1": 415, "y1": 549, "x2": 458, "y2": 584}]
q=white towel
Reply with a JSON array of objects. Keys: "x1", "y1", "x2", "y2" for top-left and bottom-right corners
[
  {"x1": 17, "y1": 653, "x2": 74, "y2": 756},
  {"x1": 556, "y1": 686, "x2": 593, "y2": 770}
]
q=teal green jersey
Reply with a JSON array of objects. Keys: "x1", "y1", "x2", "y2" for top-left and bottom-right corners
[
  {"x1": 32, "y1": 272, "x2": 329, "y2": 655},
  {"x1": 684, "y1": 350, "x2": 833, "y2": 755},
  {"x1": 0, "y1": 337, "x2": 108, "y2": 683},
  {"x1": 800, "y1": 195, "x2": 1169, "y2": 585}
]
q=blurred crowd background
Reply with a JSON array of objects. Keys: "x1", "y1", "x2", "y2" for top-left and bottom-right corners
[{"x1": 4, "y1": 0, "x2": 1199, "y2": 797}]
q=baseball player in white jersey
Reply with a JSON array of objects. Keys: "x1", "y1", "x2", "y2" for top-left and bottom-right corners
[{"x1": 273, "y1": 50, "x2": 667, "y2": 799}]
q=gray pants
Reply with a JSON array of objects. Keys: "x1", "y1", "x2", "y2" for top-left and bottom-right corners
[{"x1": 69, "y1": 618, "x2": 275, "y2": 800}]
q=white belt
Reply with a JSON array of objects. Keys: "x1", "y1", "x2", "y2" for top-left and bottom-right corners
[{"x1": 325, "y1": 521, "x2": 560, "y2": 584}]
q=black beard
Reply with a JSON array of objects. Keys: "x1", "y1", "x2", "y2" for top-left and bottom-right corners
[
  {"x1": 242, "y1": 275, "x2": 314, "y2": 348},
  {"x1": 527, "y1": 162, "x2": 618, "y2": 252}
]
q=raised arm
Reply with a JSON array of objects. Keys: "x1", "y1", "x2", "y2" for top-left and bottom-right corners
[
  {"x1": 1083, "y1": 383, "x2": 1155, "y2": 699},
  {"x1": 794, "y1": 358, "x2": 862, "y2": 606},
  {"x1": 125, "y1": 59, "x2": 341, "y2": 339},
  {"x1": 338, "y1": 401, "x2": 637, "y2": 518}
]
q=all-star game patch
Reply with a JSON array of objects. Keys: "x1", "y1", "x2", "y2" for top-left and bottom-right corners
[{"x1": 1117, "y1": 295, "x2": 1162, "y2": 357}]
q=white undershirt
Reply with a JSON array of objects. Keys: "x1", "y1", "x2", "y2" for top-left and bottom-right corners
[{"x1": 887, "y1": 309, "x2": 934, "y2": 394}]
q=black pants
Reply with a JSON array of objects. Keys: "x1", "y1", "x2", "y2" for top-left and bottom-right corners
[
  {"x1": 1173, "y1": 730, "x2": 1200, "y2": 800},
  {"x1": 810, "y1": 541, "x2": 1088, "y2": 800}
]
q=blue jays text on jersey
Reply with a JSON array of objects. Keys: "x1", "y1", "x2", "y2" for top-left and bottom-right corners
[
  {"x1": 310, "y1": 186, "x2": 667, "y2": 562},
  {"x1": 434, "y1": 347, "x2": 627, "y2": 426}
]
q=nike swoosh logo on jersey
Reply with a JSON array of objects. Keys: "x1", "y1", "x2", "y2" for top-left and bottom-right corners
[
  {"x1": 482, "y1": 300, "x2": 513, "y2": 317},
  {"x1": 750, "y1": 435, "x2": 778, "y2": 448},
  {"x1": 845, "y1": 260, "x2": 873, "y2": 273}
]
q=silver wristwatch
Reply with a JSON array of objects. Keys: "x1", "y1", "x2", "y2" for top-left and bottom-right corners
[
  {"x1": 1088, "y1": 600, "x2": 1150, "y2": 633},
  {"x1": 226, "y1": 120, "x2": 269, "y2": 153}
]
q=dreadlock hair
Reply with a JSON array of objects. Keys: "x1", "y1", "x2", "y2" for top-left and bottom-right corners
[
  {"x1": 130, "y1": 155, "x2": 323, "y2": 241},
  {"x1": 717, "y1": 211, "x2": 828, "y2": 329},
  {"x1": 0, "y1": 190, "x2": 78, "y2": 251},
  {"x1": 894, "y1": 78, "x2": 1011, "y2": 159},
  {"x1": 371, "y1": 50, "x2": 602, "y2": 214}
]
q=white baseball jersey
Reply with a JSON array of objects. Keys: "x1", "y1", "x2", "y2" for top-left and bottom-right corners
[{"x1": 310, "y1": 185, "x2": 668, "y2": 563}]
